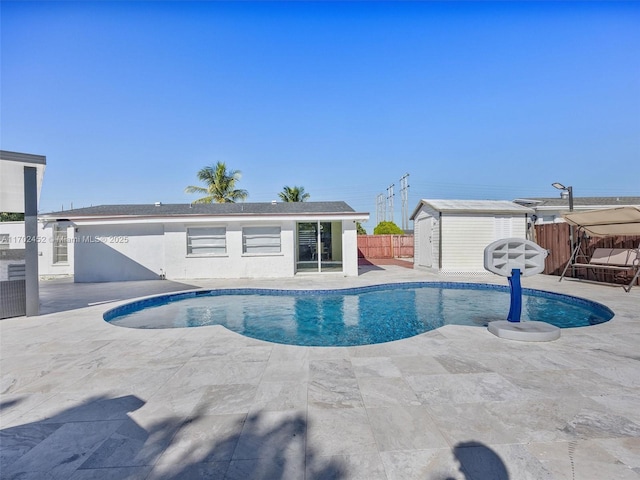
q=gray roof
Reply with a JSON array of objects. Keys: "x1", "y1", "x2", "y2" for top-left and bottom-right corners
[
  {"x1": 41, "y1": 201, "x2": 361, "y2": 219},
  {"x1": 411, "y1": 199, "x2": 533, "y2": 219},
  {"x1": 0, "y1": 150, "x2": 46, "y2": 165},
  {"x1": 514, "y1": 197, "x2": 640, "y2": 208}
]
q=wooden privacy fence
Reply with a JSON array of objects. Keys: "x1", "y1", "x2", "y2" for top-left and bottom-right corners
[
  {"x1": 357, "y1": 235, "x2": 414, "y2": 259},
  {"x1": 535, "y1": 223, "x2": 640, "y2": 286}
]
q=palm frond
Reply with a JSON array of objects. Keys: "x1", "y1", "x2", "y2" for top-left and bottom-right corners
[
  {"x1": 279, "y1": 185, "x2": 309, "y2": 202},
  {"x1": 186, "y1": 161, "x2": 249, "y2": 204},
  {"x1": 185, "y1": 185, "x2": 209, "y2": 194}
]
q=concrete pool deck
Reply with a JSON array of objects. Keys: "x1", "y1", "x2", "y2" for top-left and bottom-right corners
[{"x1": 1, "y1": 266, "x2": 639, "y2": 479}]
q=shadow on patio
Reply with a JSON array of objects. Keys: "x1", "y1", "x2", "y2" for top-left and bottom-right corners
[
  {"x1": 38, "y1": 278, "x2": 202, "y2": 315},
  {"x1": 0, "y1": 394, "x2": 347, "y2": 479}
]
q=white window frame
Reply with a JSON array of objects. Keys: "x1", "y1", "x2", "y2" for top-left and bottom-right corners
[
  {"x1": 53, "y1": 224, "x2": 68, "y2": 264},
  {"x1": 187, "y1": 226, "x2": 227, "y2": 256},
  {"x1": 242, "y1": 226, "x2": 281, "y2": 254}
]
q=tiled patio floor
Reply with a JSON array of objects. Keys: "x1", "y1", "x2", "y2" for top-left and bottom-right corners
[{"x1": 1, "y1": 266, "x2": 639, "y2": 479}]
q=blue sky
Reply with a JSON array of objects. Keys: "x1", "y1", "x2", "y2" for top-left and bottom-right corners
[{"x1": 2, "y1": 1, "x2": 639, "y2": 231}]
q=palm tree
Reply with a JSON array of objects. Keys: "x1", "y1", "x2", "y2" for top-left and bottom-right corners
[
  {"x1": 185, "y1": 162, "x2": 248, "y2": 203},
  {"x1": 278, "y1": 186, "x2": 310, "y2": 202}
]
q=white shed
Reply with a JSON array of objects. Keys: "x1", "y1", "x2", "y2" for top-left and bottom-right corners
[{"x1": 410, "y1": 199, "x2": 534, "y2": 274}]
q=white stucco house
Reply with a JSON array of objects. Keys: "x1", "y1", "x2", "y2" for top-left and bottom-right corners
[
  {"x1": 39, "y1": 201, "x2": 369, "y2": 282},
  {"x1": 410, "y1": 199, "x2": 534, "y2": 274}
]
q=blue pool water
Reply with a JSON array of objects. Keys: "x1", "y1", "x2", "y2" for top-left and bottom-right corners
[{"x1": 104, "y1": 283, "x2": 614, "y2": 346}]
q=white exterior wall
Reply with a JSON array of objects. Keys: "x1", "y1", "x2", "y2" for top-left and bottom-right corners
[
  {"x1": 441, "y1": 215, "x2": 495, "y2": 273},
  {"x1": 73, "y1": 224, "x2": 165, "y2": 282},
  {"x1": 341, "y1": 220, "x2": 359, "y2": 276},
  {"x1": 0, "y1": 221, "x2": 74, "y2": 277},
  {"x1": 441, "y1": 214, "x2": 527, "y2": 273},
  {"x1": 534, "y1": 211, "x2": 564, "y2": 224},
  {"x1": 0, "y1": 222, "x2": 25, "y2": 249},
  {"x1": 164, "y1": 221, "x2": 295, "y2": 280},
  {"x1": 62, "y1": 217, "x2": 360, "y2": 282},
  {"x1": 38, "y1": 222, "x2": 75, "y2": 277},
  {"x1": 163, "y1": 219, "x2": 359, "y2": 279}
]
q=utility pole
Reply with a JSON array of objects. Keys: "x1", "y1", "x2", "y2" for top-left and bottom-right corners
[
  {"x1": 376, "y1": 193, "x2": 386, "y2": 224},
  {"x1": 399, "y1": 173, "x2": 410, "y2": 231},
  {"x1": 387, "y1": 184, "x2": 395, "y2": 224}
]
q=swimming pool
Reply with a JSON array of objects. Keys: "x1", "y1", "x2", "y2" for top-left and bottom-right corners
[{"x1": 104, "y1": 282, "x2": 614, "y2": 346}]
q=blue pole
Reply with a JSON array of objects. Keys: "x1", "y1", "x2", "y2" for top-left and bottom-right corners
[{"x1": 507, "y1": 268, "x2": 522, "y2": 322}]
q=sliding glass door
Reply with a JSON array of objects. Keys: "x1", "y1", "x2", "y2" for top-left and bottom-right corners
[{"x1": 296, "y1": 221, "x2": 343, "y2": 273}]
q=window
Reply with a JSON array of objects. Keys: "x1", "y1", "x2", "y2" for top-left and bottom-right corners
[
  {"x1": 243, "y1": 226, "x2": 281, "y2": 254},
  {"x1": 53, "y1": 224, "x2": 68, "y2": 263},
  {"x1": 187, "y1": 227, "x2": 226, "y2": 255}
]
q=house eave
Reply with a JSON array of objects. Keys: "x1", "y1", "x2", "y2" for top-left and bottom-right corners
[{"x1": 40, "y1": 212, "x2": 370, "y2": 226}]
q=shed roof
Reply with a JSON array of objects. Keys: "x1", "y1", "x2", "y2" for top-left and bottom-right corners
[
  {"x1": 41, "y1": 201, "x2": 365, "y2": 220},
  {"x1": 410, "y1": 199, "x2": 533, "y2": 219}
]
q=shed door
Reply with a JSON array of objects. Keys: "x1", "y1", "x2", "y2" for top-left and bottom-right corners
[{"x1": 417, "y1": 217, "x2": 433, "y2": 267}]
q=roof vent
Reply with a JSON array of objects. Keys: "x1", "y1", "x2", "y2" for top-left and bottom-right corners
[
  {"x1": 271, "y1": 200, "x2": 277, "y2": 205},
  {"x1": 155, "y1": 202, "x2": 162, "y2": 207}
]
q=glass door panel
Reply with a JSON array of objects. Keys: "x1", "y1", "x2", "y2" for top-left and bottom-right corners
[
  {"x1": 320, "y1": 221, "x2": 343, "y2": 272},
  {"x1": 296, "y1": 222, "x2": 318, "y2": 272}
]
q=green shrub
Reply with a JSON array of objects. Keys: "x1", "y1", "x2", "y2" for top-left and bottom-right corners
[
  {"x1": 373, "y1": 221, "x2": 403, "y2": 235},
  {"x1": 1, "y1": 212, "x2": 24, "y2": 222}
]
